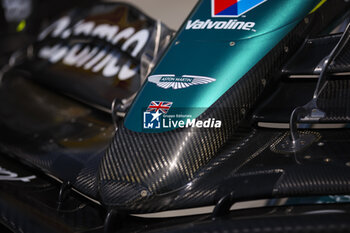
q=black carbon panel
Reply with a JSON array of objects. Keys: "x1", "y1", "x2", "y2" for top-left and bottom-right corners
[
  {"x1": 97, "y1": 128, "x2": 350, "y2": 213},
  {"x1": 318, "y1": 79, "x2": 350, "y2": 122},
  {"x1": 99, "y1": 4, "x2": 337, "y2": 208},
  {"x1": 110, "y1": 128, "x2": 281, "y2": 213},
  {"x1": 0, "y1": 155, "x2": 106, "y2": 233},
  {"x1": 274, "y1": 165, "x2": 350, "y2": 196},
  {"x1": 73, "y1": 154, "x2": 102, "y2": 198},
  {"x1": 109, "y1": 127, "x2": 274, "y2": 213},
  {"x1": 100, "y1": 180, "x2": 150, "y2": 206},
  {"x1": 271, "y1": 129, "x2": 350, "y2": 196},
  {"x1": 0, "y1": 76, "x2": 114, "y2": 200},
  {"x1": 330, "y1": 36, "x2": 350, "y2": 73},
  {"x1": 283, "y1": 33, "x2": 350, "y2": 76}
]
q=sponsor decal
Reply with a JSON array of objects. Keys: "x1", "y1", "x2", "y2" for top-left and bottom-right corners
[
  {"x1": 38, "y1": 16, "x2": 150, "y2": 80},
  {"x1": 186, "y1": 0, "x2": 267, "y2": 32},
  {"x1": 143, "y1": 101, "x2": 222, "y2": 130},
  {"x1": 162, "y1": 117, "x2": 222, "y2": 129},
  {"x1": 186, "y1": 19, "x2": 255, "y2": 31},
  {"x1": 0, "y1": 166, "x2": 36, "y2": 182},
  {"x1": 148, "y1": 74, "x2": 216, "y2": 90},
  {"x1": 211, "y1": 0, "x2": 267, "y2": 18}
]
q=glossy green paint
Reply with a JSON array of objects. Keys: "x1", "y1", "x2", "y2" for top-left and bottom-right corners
[{"x1": 125, "y1": 0, "x2": 324, "y2": 132}]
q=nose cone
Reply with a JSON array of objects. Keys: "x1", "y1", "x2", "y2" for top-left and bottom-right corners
[{"x1": 98, "y1": 126, "x2": 199, "y2": 210}]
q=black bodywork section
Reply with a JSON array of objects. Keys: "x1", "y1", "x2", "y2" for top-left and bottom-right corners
[
  {"x1": 15, "y1": 2, "x2": 157, "y2": 109},
  {"x1": 2, "y1": 150, "x2": 350, "y2": 233}
]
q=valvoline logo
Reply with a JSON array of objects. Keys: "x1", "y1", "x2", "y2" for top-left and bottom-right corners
[{"x1": 212, "y1": 0, "x2": 267, "y2": 18}]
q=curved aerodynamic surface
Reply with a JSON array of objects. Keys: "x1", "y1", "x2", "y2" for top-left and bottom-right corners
[{"x1": 98, "y1": 0, "x2": 350, "y2": 211}]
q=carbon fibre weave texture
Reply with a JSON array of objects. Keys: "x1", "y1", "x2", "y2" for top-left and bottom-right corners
[
  {"x1": 318, "y1": 80, "x2": 350, "y2": 122},
  {"x1": 121, "y1": 128, "x2": 279, "y2": 213},
  {"x1": 274, "y1": 165, "x2": 350, "y2": 195},
  {"x1": 98, "y1": 9, "x2": 324, "y2": 207},
  {"x1": 74, "y1": 154, "x2": 101, "y2": 198},
  {"x1": 271, "y1": 129, "x2": 350, "y2": 196},
  {"x1": 96, "y1": 126, "x2": 350, "y2": 214},
  {"x1": 167, "y1": 128, "x2": 350, "y2": 212}
]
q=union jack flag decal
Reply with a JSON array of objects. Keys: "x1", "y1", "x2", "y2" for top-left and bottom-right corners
[{"x1": 146, "y1": 101, "x2": 173, "y2": 114}]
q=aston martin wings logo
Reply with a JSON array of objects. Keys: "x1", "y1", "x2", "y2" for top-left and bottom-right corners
[{"x1": 148, "y1": 74, "x2": 216, "y2": 90}]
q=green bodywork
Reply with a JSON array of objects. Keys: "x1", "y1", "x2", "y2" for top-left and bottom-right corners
[{"x1": 125, "y1": 0, "x2": 325, "y2": 132}]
